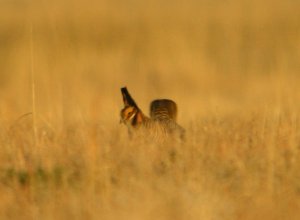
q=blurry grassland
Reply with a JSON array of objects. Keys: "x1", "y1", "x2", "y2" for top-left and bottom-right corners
[{"x1": 1, "y1": 0, "x2": 300, "y2": 219}]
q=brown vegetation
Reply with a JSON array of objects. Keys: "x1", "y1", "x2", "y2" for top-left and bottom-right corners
[{"x1": 1, "y1": 0, "x2": 300, "y2": 219}]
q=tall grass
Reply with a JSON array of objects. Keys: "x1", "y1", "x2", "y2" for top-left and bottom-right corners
[{"x1": 0, "y1": 0, "x2": 300, "y2": 219}]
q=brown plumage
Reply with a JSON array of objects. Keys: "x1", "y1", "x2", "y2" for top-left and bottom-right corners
[
  {"x1": 120, "y1": 87, "x2": 185, "y2": 142},
  {"x1": 150, "y1": 99, "x2": 177, "y2": 121}
]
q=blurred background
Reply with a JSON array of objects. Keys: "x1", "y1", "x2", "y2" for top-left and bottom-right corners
[
  {"x1": 1, "y1": 1, "x2": 300, "y2": 219},
  {"x1": 0, "y1": 0, "x2": 300, "y2": 126}
]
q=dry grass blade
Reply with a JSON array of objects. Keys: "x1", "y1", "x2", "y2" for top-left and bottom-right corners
[{"x1": 0, "y1": 0, "x2": 300, "y2": 220}]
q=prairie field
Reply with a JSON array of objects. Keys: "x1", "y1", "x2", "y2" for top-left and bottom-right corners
[{"x1": 1, "y1": 0, "x2": 300, "y2": 219}]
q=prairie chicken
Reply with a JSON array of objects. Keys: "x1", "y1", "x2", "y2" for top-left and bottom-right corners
[
  {"x1": 150, "y1": 99, "x2": 177, "y2": 121},
  {"x1": 120, "y1": 87, "x2": 185, "y2": 142}
]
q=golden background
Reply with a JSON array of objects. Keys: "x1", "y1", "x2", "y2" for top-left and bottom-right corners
[{"x1": 0, "y1": 0, "x2": 300, "y2": 219}]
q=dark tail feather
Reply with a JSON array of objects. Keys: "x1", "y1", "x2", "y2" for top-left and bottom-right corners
[{"x1": 121, "y1": 87, "x2": 138, "y2": 108}]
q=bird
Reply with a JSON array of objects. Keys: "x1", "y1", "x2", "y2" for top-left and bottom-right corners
[
  {"x1": 150, "y1": 99, "x2": 178, "y2": 122},
  {"x1": 120, "y1": 87, "x2": 185, "y2": 142}
]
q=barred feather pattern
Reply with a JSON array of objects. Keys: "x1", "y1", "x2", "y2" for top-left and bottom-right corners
[
  {"x1": 120, "y1": 87, "x2": 185, "y2": 143},
  {"x1": 121, "y1": 105, "x2": 185, "y2": 143},
  {"x1": 129, "y1": 118, "x2": 185, "y2": 144},
  {"x1": 150, "y1": 99, "x2": 177, "y2": 121},
  {"x1": 149, "y1": 99, "x2": 185, "y2": 141}
]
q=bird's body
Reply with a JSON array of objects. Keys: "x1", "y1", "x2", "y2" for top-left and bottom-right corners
[
  {"x1": 150, "y1": 99, "x2": 177, "y2": 121},
  {"x1": 120, "y1": 87, "x2": 185, "y2": 143}
]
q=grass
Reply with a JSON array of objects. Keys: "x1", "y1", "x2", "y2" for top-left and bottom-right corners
[{"x1": 1, "y1": 0, "x2": 300, "y2": 219}]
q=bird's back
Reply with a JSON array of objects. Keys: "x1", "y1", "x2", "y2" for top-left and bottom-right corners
[
  {"x1": 150, "y1": 99, "x2": 185, "y2": 140},
  {"x1": 150, "y1": 99, "x2": 177, "y2": 121},
  {"x1": 120, "y1": 87, "x2": 185, "y2": 143}
]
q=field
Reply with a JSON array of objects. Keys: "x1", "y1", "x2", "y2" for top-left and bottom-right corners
[{"x1": 1, "y1": 0, "x2": 300, "y2": 219}]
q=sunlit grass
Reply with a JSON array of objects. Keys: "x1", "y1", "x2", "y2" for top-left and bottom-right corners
[{"x1": 0, "y1": 0, "x2": 300, "y2": 219}]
